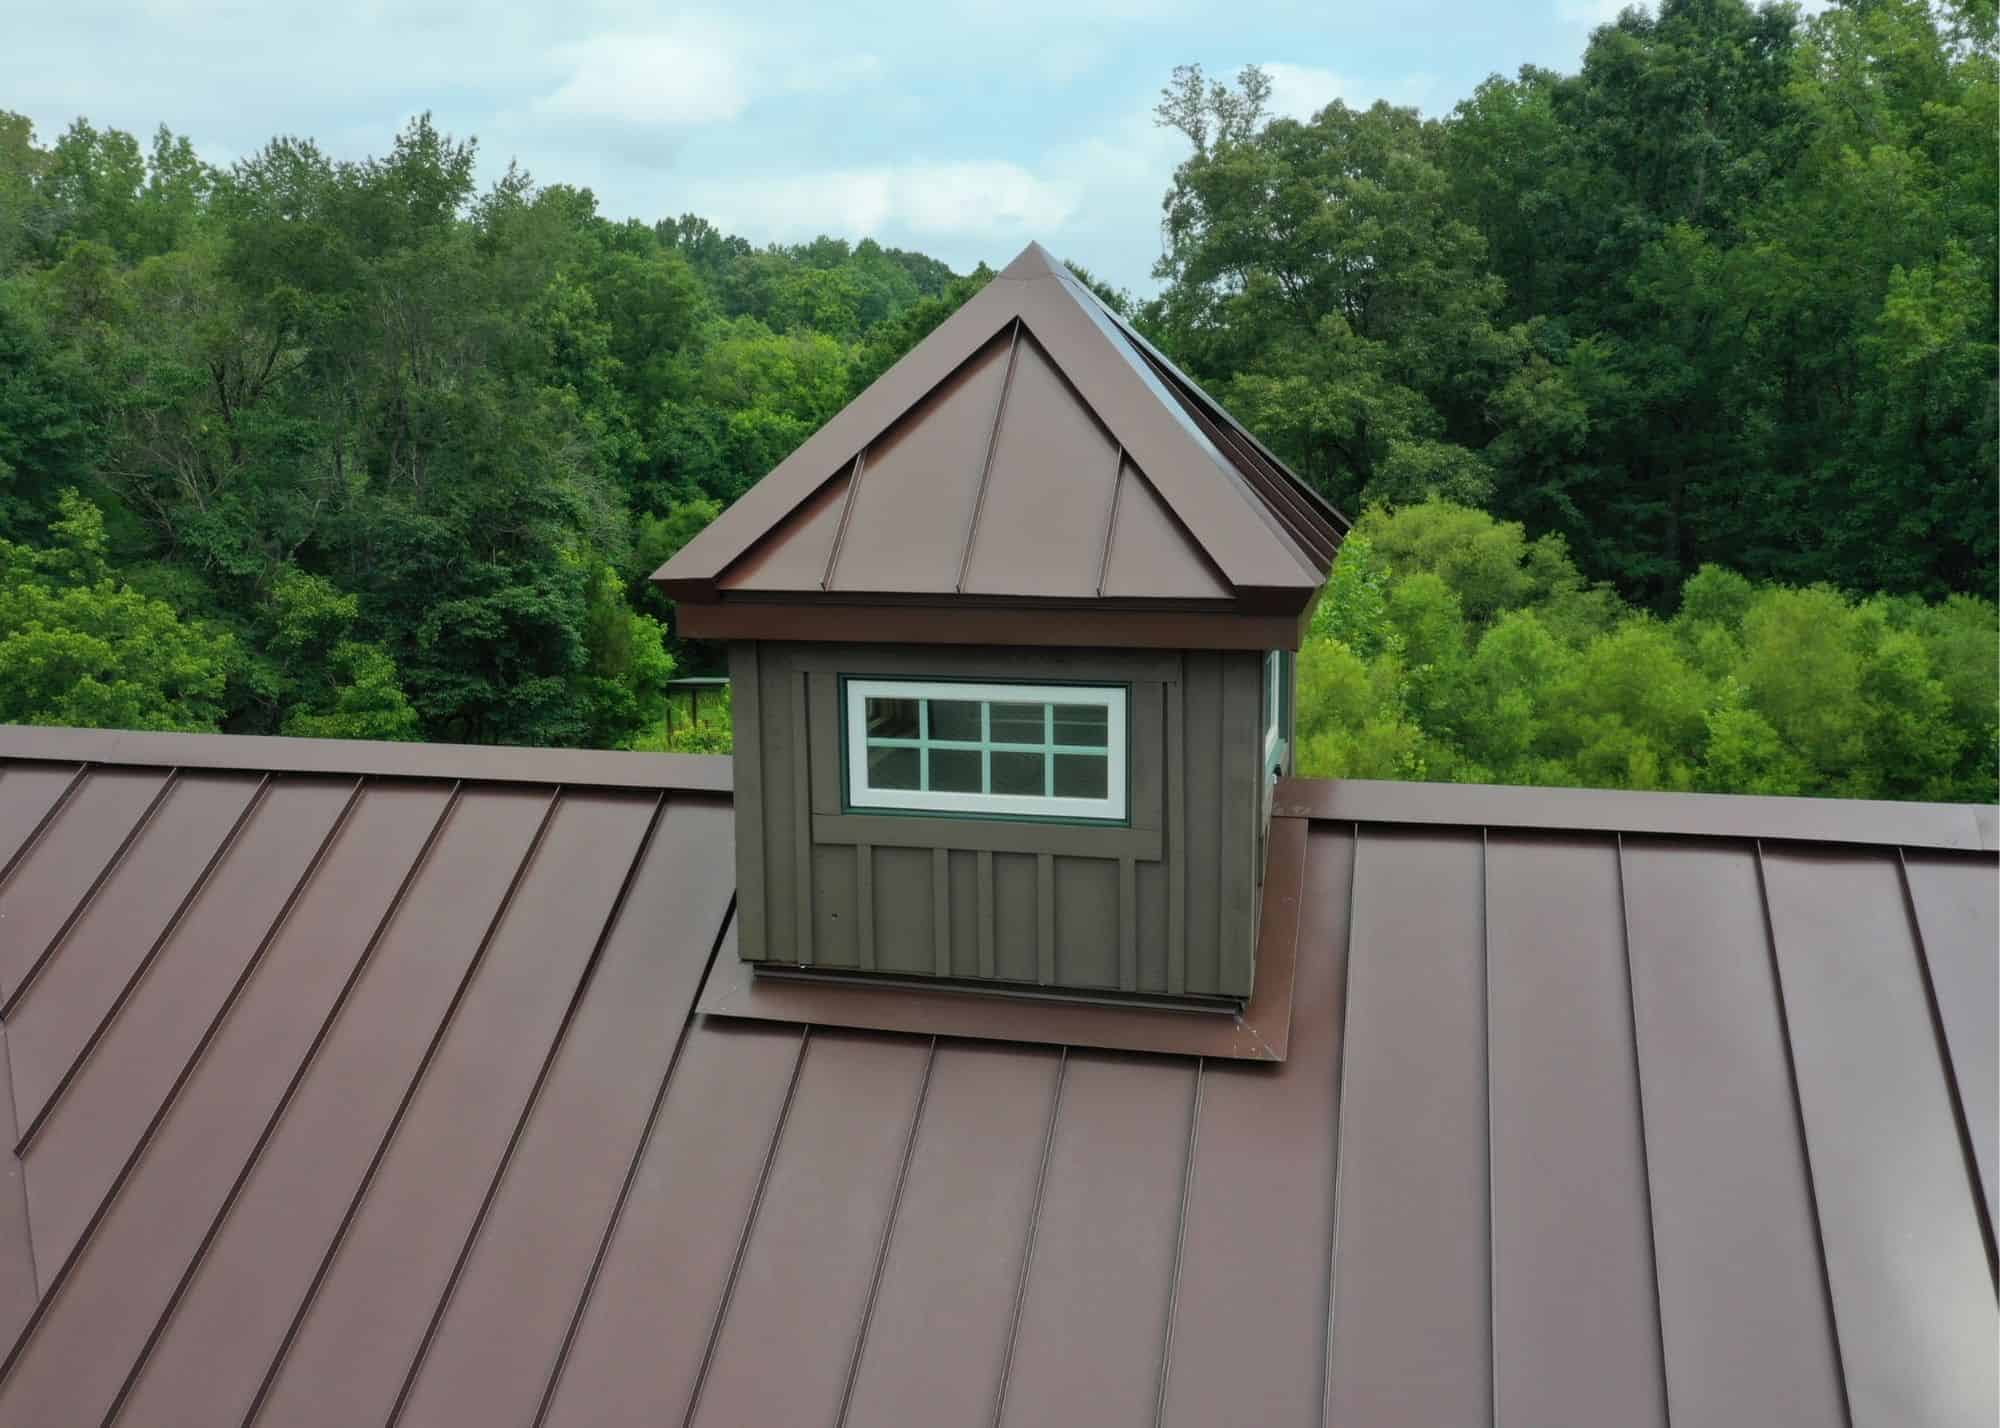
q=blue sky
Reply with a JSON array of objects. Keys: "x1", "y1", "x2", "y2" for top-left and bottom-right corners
[{"x1": 10, "y1": 0, "x2": 1647, "y2": 294}]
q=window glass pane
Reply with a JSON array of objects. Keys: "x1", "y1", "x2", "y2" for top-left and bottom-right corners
[
  {"x1": 867, "y1": 697, "x2": 920, "y2": 741},
  {"x1": 1052, "y1": 753, "x2": 1108, "y2": 799},
  {"x1": 928, "y1": 698, "x2": 981, "y2": 742},
  {"x1": 868, "y1": 745, "x2": 920, "y2": 789},
  {"x1": 989, "y1": 702, "x2": 1044, "y2": 746},
  {"x1": 991, "y1": 750, "x2": 1045, "y2": 796},
  {"x1": 929, "y1": 748, "x2": 982, "y2": 793},
  {"x1": 1052, "y1": 703, "x2": 1107, "y2": 748}
]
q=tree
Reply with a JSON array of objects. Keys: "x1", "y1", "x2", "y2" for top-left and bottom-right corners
[
  {"x1": 1293, "y1": 502, "x2": 1997, "y2": 802},
  {"x1": 0, "y1": 492, "x2": 237, "y2": 730}
]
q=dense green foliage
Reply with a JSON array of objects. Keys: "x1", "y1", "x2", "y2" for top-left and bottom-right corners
[
  {"x1": 1149, "y1": 0, "x2": 1997, "y2": 606},
  {"x1": 0, "y1": 111, "x2": 982, "y2": 742},
  {"x1": 0, "y1": 0, "x2": 1991, "y2": 803},
  {"x1": 1295, "y1": 502, "x2": 1997, "y2": 801}
]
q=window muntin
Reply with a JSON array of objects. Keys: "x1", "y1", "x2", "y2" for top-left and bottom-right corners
[{"x1": 846, "y1": 679, "x2": 1127, "y2": 821}]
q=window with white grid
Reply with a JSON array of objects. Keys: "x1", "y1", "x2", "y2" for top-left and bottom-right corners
[{"x1": 844, "y1": 678, "x2": 1127, "y2": 822}]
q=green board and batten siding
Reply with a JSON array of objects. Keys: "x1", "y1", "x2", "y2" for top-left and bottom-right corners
[{"x1": 730, "y1": 641, "x2": 1273, "y2": 1001}]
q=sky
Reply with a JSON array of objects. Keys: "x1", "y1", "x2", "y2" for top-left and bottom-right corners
[{"x1": 9, "y1": 0, "x2": 1654, "y2": 295}]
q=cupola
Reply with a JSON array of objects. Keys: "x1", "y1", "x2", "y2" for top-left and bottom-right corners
[{"x1": 657, "y1": 242, "x2": 1345, "y2": 1007}]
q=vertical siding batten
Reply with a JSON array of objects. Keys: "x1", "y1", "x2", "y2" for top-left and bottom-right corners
[
  {"x1": 1036, "y1": 854, "x2": 1055, "y2": 986},
  {"x1": 977, "y1": 851, "x2": 996, "y2": 979},
  {"x1": 856, "y1": 846, "x2": 876, "y2": 972},
  {"x1": 1118, "y1": 859, "x2": 1137, "y2": 993},
  {"x1": 1217, "y1": 655, "x2": 1261, "y2": 999},
  {"x1": 790, "y1": 670, "x2": 813, "y2": 967},
  {"x1": 729, "y1": 644, "x2": 766, "y2": 963},
  {"x1": 761, "y1": 646, "x2": 795, "y2": 965},
  {"x1": 932, "y1": 849, "x2": 951, "y2": 978},
  {"x1": 1181, "y1": 656, "x2": 1219, "y2": 996},
  {"x1": 807, "y1": 673, "x2": 840, "y2": 816},
  {"x1": 1167, "y1": 678, "x2": 1186, "y2": 997}
]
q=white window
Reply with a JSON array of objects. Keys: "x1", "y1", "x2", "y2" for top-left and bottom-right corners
[{"x1": 845, "y1": 678, "x2": 1127, "y2": 822}]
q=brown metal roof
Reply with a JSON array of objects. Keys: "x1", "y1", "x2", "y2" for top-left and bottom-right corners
[
  {"x1": 0, "y1": 723, "x2": 1993, "y2": 1427},
  {"x1": 656, "y1": 243, "x2": 1346, "y2": 651}
]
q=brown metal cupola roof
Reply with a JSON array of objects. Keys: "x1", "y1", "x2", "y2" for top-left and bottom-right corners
[{"x1": 655, "y1": 242, "x2": 1348, "y2": 650}]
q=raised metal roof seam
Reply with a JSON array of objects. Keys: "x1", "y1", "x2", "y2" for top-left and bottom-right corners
[
  {"x1": 819, "y1": 452, "x2": 866, "y2": 592},
  {"x1": 0, "y1": 763, "x2": 88, "y2": 891},
  {"x1": 1317, "y1": 822, "x2": 1363, "y2": 1428},
  {"x1": 1892, "y1": 847, "x2": 1999, "y2": 1286},
  {"x1": 1050, "y1": 268, "x2": 1327, "y2": 587},
  {"x1": 1748, "y1": 840, "x2": 1858, "y2": 1428},
  {"x1": 3, "y1": 772, "x2": 384, "y2": 1403},
  {"x1": 0, "y1": 1026, "x2": 39, "y2": 1302},
  {"x1": 1041, "y1": 273, "x2": 1322, "y2": 589},
  {"x1": 238, "y1": 783, "x2": 551, "y2": 1428},
  {"x1": 679, "y1": 1025, "x2": 811, "y2": 1428},
  {"x1": 7, "y1": 770, "x2": 181, "y2": 1017},
  {"x1": 13, "y1": 773, "x2": 277, "y2": 1155},
  {"x1": 1479, "y1": 828, "x2": 1500, "y2": 1428},
  {"x1": 1151, "y1": 1058, "x2": 1205, "y2": 1428},
  {"x1": 381, "y1": 791, "x2": 671, "y2": 1428},
  {"x1": 529, "y1": 891, "x2": 740, "y2": 1428},
  {"x1": 833, "y1": 1036, "x2": 938, "y2": 1428},
  {"x1": 1092, "y1": 446, "x2": 1127, "y2": 598},
  {"x1": 1612, "y1": 834, "x2": 1679, "y2": 1427},
  {"x1": 954, "y1": 322, "x2": 1024, "y2": 594},
  {"x1": 990, "y1": 1046, "x2": 1067, "y2": 1428}
]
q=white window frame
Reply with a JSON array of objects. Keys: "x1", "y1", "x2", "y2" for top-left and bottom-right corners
[{"x1": 844, "y1": 678, "x2": 1128, "y2": 822}]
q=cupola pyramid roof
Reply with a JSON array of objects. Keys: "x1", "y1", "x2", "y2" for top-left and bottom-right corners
[{"x1": 656, "y1": 242, "x2": 1346, "y2": 648}]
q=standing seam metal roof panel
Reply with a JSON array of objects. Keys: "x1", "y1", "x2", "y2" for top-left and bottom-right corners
[
  {"x1": 249, "y1": 791, "x2": 659, "y2": 1428},
  {"x1": 109, "y1": 784, "x2": 549, "y2": 1427},
  {"x1": 0, "y1": 727, "x2": 1990, "y2": 1428},
  {"x1": 1618, "y1": 836, "x2": 1850, "y2": 1428}
]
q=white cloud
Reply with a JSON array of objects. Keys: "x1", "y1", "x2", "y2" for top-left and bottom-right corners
[
  {"x1": 536, "y1": 20, "x2": 750, "y2": 126},
  {"x1": 1261, "y1": 62, "x2": 1347, "y2": 122},
  {"x1": 1559, "y1": 0, "x2": 1644, "y2": 21},
  {"x1": 533, "y1": 16, "x2": 878, "y2": 129},
  {"x1": 1560, "y1": 0, "x2": 1827, "y2": 30},
  {"x1": 690, "y1": 159, "x2": 1077, "y2": 240}
]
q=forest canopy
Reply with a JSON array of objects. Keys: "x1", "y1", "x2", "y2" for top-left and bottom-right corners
[{"x1": 0, "y1": 0, "x2": 1992, "y2": 799}]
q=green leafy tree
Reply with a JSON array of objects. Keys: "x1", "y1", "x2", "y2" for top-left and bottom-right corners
[
  {"x1": 0, "y1": 492, "x2": 236, "y2": 729},
  {"x1": 1296, "y1": 502, "x2": 1997, "y2": 802}
]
